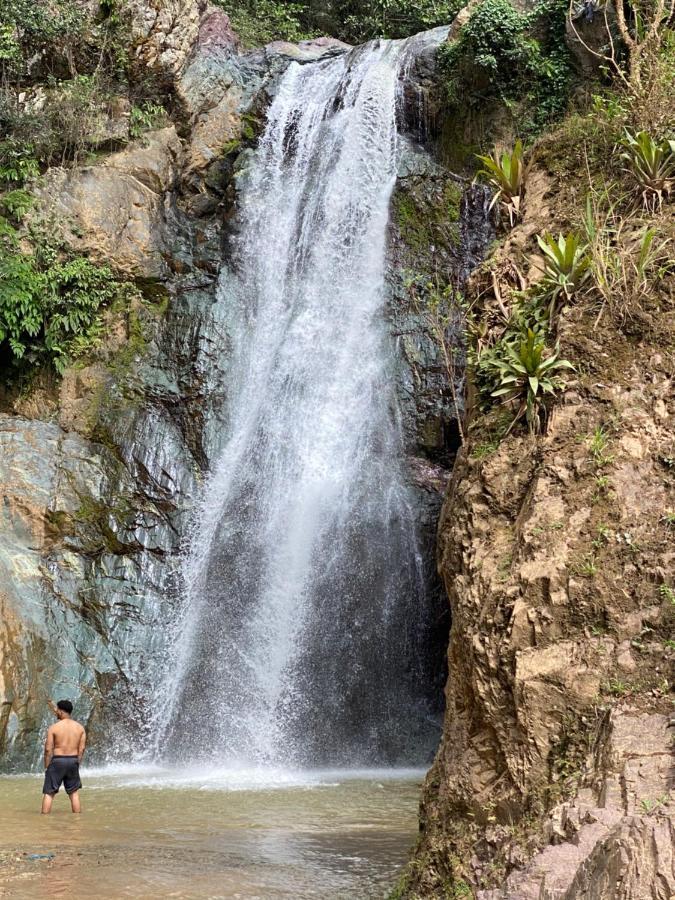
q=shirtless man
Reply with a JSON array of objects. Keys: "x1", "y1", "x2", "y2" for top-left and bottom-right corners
[{"x1": 41, "y1": 700, "x2": 86, "y2": 814}]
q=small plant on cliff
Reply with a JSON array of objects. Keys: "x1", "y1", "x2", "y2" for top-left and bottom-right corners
[
  {"x1": 0, "y1": 139, "x2": 39, "y2": 188},
  {"x1": 0, "y1": 218, "x2": 133, "y2": 373},
  {"x1": 535, "y1": 232, "x2": 590, "y2": 320},
  {"x1": 129, "y1": 101, "x2": 167, "y2": 139},
  {"x1": 480, "y1": 327, "x2": 574, "y2": 433},
  {"x1": 476, "y1": 140, "x2": 526, "y2": 227},
  {"x1": 406, "y1": 274, "x2": 468, "y2": 443},
  {"x1": 0, "y1": 188, "x2": 33, "y2": 223},
  {"x1": 619, "y1": 130, "x2": 675, "y2": 209}
]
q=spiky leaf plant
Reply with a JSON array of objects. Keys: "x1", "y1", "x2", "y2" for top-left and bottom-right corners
[
  {"x1": 486, "y1": 328, "x2": 574, "y2": 433},
  {"x1": 620, "y1": 130, "x2": 675, "y2": 209},
  {"x1": 476, "y1": 140, "x2": 526, "y2": 228},
  {"x1": 536, "y1": 232, "x2": 590, "y2": 320}
]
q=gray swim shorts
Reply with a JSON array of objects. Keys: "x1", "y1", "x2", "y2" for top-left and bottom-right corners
[{"x1": 42, "y1": 756, "x2": 82, "y2": 795}]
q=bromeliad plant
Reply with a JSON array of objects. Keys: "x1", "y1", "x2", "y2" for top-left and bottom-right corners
[
  {"x1": 482, "y1": 327, "x2": 574, "y2": 433},
  {"x1": 476, "y1": 140, "x2": 526, "y2": 228},
  {"x1": 620, "y1": 130, "x2": 675, "y2": 209},
  {"x1": 536, "y1": 232, "x2": 590, "y2": 321}
]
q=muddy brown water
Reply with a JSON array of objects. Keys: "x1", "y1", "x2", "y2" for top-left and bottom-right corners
[{"x1": 0, "y1": 766, "x2": 422, "y2": 899}]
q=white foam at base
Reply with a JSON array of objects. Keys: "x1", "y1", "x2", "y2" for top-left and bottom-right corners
[{"x1": 79, "y1": 764, "x2": 426, "y2": 792}]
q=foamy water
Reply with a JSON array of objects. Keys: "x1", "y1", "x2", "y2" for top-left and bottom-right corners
[{"x1": 77, "y1": 764, "x2": 427, "y2": 791}]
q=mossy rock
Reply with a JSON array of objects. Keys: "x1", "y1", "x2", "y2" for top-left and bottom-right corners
[{"x1": 392, "y1": 171, "x2": 463, "y2": 274}]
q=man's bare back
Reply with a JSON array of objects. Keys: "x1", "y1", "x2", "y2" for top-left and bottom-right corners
[
  {"x1": 49, "y1": 718, "x2": 86, "y2": 758},
  {"x1": 41, "y1": 700, "x2": 86, "y2": 814}
]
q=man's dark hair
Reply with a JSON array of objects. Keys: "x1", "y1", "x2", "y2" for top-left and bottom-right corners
[{"x1": 56, "y1": 700, "x2": 73, "y2": 714}]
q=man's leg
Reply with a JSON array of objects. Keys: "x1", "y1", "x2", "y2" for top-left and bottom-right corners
[
  {"x1": 69, "y1": 790, "x2": 81, "y2": 814},
  {"x1": 41, "y1": 793, "x2": 54, "y2": 814}
]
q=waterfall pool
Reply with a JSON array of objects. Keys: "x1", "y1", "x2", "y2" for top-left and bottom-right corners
[{"x1": 0, "y1": 768, "x2": 422, "y2": 898}]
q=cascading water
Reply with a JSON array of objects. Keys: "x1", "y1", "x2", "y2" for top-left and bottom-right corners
[{"x1": 156, "y1": 29, "x2": 450, "y2": 768}]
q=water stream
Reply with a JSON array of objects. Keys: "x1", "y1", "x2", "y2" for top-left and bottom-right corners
[{"x1": 154, "y1": 29, "x2": 450, "y2": 769}]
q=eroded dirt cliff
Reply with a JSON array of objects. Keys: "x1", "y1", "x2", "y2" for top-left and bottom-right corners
[{"x1": 403, "y1": 123, "x2": 675, "y2": 899}]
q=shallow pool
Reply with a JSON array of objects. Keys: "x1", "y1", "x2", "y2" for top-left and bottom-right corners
[{"x1": 0, "y1": 766, "x2": 422, "y2": 899}]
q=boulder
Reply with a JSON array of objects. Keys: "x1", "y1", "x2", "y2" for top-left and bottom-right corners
[{"x1": 35, "y1": 127, "x2": 183, "y2": 279}]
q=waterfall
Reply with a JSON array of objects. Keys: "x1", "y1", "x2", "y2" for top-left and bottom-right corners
[{"x1": 156, "y1": 29, "x2": 449, "y2": 768}]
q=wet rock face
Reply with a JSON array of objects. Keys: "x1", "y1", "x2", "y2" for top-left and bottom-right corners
[{"x1": 0, "y1": 412, "x2": 196, "y2": 765}]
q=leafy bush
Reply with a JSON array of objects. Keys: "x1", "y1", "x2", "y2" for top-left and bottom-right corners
[
  {"x1": 0, "y1": 0, "x2": 87, "y2": 79},
  {"x1": 620, "y1": 129, "x2": 675, "y2": 209},
  {"x1": 129, "y1": 101, "x2": 167, "y2": 139},
  {"x1": 441, "y1": 0, "x2": 533, "y2": 100},
  {"x1": 0, "y1": 139, "x2": 39, "y2": 187},
  {"x1": 214, "y1": 0, "x2": 466, "y2": 45},
  {"x1": 0, "y1": 188, "x2": 33, "y2": 222},
  {"x1": 476, "y1": 140, "x2": 526, "y2": 227},
  {"x1": 478, "y1": 327, "x2": 574, "y2": 432},
  {"x1": 337, "y1": 0, "x2": 464, "y2": 42},
  {"x1": 0, "y1": 218, "x2": 132, "y2": 373},
  {"x1": 212, "y1": 0, "x2": 314, "y2": 46}
]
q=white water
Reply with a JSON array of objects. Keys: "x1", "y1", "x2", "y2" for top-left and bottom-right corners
[
  {"x1": 79, "y1": 763, "x2": 426, "y2": 792},
  {"x1": 155, "y1": 30, "x2": 449, "y2": 768}
]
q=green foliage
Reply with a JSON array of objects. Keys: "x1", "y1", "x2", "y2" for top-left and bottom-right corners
[
  {"x1": 213, "y1": 0, "x2": 314, "y2": 46},
  {"x1": 0, "y1": 188, "x2": 33, "y2": 222},
  {"x1": 213, "y1": 0, "x2": 466, "y2": 45},
  {"x1": 0, "y1": 21, "x2": 19, "y2": 61},
  {"x1": 0, "y1": 0, "x2": 137, "y2": 168},
  {"x1": 476, "y1": 140, "x2": 525, "y2": 227},
  {"x1": 129, "y1": 101, "x2": 167, "y2": 139},
  {"x1": 0, "y1": 218, "x2": 132, "y2": 373},
  {"x1": 619, "y1": 129, "x2": 675, "y2": 209},
  {"x1": 477, "y1": 327, "x2": 574, "y2": 433},
  {"x1": 0, "y1": 139, "x2": 39, "y2": 187},
  {"x1": 441, "y1": 0, "x2": 532, "y2": 98},
  {"x1": 536, "y1": 232, "x2": 591, "y2": 319},
  {"x1": 337, "y1": 0, "x2": 464, "y2": 42},
  {"x1": 439, "y1": 0, "x2": 573, "y2": 139},
  {"x1": 0, "y1": 0, "x2": 86, "y2": 54}
]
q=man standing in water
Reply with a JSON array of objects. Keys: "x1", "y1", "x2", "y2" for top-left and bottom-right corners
[{"x1": 41, "y1": 700, "x2": 86, "y2": 814}]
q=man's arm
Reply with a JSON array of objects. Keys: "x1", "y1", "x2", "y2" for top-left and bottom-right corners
[
  {"x1": 77, "y1": 728, "x2": 86, "y2": 764},
  {"x1": 44, "y1": 726, "x2": 54, "y2": 769}
]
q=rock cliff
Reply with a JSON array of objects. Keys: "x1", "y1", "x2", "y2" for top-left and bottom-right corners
[
  {"x1": 402, "y1": 104, "x2": 675, "y2": 899},
  {"x1": 0, "y1": 1, "x2": 464, "y2": 768}
]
